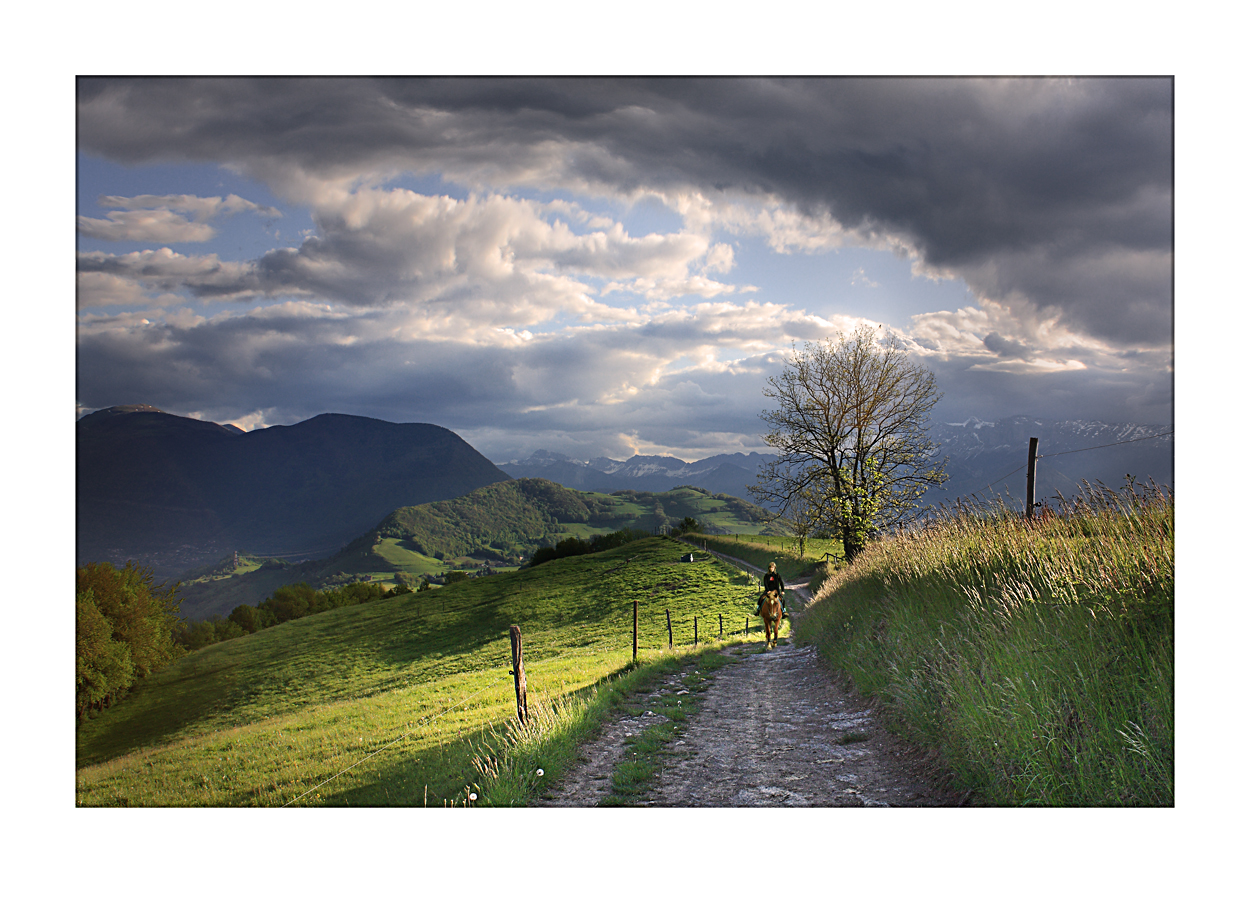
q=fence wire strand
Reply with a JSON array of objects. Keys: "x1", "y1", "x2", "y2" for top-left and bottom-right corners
[{"x1": 1038, "y1": 429, "x2": 1174, "y2": 458}]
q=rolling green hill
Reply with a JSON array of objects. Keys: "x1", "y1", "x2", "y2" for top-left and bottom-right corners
[
  {"x1": 178, "y1": 479, "x2": 781, "y2": 620},
  {"x1": 76, "y1": 536, "x2": 772, "y2": 807}
]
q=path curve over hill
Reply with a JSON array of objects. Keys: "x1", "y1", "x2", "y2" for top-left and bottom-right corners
[{"x1": 537, "y1": 550, "x2": 963, "y2": 807}]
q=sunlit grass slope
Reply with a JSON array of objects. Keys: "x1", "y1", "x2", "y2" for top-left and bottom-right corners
[
  {"x1": 76, "y1": 537, "x2": 772, "y2": 807},
  {"x1": 796, "y1": 484, "x2": 1173, "y2": 806},
  {"x1": 693, "y1": 532, "x2": 842, "y2": 586}
]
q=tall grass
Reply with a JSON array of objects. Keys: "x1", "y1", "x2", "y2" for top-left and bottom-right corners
[{"x1": 795, "y1": 481, "x2": 1173, "y2": 806}]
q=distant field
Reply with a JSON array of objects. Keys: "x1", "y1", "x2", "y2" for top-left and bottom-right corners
[
  {"x1": 76, "y1": 536, "x2": 778, "y2": 807},
  {"x1": 371, "y1": 537, "x2": 454, "y2": 576}
]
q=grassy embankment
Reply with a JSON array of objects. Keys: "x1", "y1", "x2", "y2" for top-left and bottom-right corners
[
  {"x1": 77, "y1": 536, "x2": 778, "y2": 807},
  {"x1": 795, "y1": 483, "x2": 1174, "y2": 806},
  {"x1": 692, "y1": 532, "x2": 842, "y2": 595}
]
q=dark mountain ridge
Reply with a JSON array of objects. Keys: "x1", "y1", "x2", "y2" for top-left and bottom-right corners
[{"x1": 77, "y1": 406, "x2": 510, "y2": 576}]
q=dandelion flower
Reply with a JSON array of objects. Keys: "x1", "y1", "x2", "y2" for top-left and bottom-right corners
[{"x1": 469, "y1": 792, "x2": 478, "y2": 801}]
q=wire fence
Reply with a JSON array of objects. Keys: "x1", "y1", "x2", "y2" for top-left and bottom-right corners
[{"x1": 959, "y1": 428, "x2": 1173, "y2": 502}]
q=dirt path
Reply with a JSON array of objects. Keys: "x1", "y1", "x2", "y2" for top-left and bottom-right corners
[{"x1": 537, "y1": 551, "x2": 962, "y2": 807}]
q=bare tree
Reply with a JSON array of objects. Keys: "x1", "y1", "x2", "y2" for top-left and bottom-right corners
[{"x1": 750, "y1": 326, "x2": 947, "y2": 562}]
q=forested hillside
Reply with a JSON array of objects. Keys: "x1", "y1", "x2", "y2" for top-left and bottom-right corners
[{"x1": 177, "y1": 480, "x2": 778, "y2": 620}]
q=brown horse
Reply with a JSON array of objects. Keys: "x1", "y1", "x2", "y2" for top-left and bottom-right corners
[{"x1": 758, "y1": 589, "x2": 783, "y2": 649}]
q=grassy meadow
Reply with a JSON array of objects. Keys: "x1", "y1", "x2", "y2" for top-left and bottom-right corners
[
  {"x1": 694, "y1": 532, "x2": 842, "y2": 591},
  {"x1": 76, "y1": 536, "x2": 779, "y2": 807},
  {"x1": 795, "y1": 483, "x2": 1174, "y2": 806}
]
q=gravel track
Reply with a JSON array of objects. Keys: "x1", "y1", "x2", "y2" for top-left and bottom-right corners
[{"x1": 537, "y1": 549, "x2": 962, "y2": 807}]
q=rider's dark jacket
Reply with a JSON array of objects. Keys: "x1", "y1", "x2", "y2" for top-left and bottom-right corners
[{"x1": 762, "y1": 570, "x2": 784, "y2": 595}]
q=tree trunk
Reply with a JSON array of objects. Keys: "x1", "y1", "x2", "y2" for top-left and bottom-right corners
[{"x1": 842, "y1": 524, "x2": 864, "y2": 563}]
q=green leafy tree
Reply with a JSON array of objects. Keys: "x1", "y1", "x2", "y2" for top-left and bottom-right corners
[
  {"x1": 751, "y1": 326, "x2": 947, "y2": 562},
  {"x1": 228, "y1": 603, "x2": 266, "y2": 634},
  {"x1": 76, "y1": 588, "x2": 135, "y2": 718},
  {"x1": 673, "y1": 516, "x2": 702, "y2": 536},
  {"x1": 260, "y1": 583, "x2": 318, "y2": 624},
  {"x1": 75, "y1": 562, "x2": 183, "y2": 717}
]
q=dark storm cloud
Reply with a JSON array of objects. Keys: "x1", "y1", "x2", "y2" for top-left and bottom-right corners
[
  {"x1": 982, "y1": 331, "x2": 1031, "y2": 359},
  {"x1": 78, "y1": 77, "x2": 1172, "y2": 347},
  {"x1": 922, "y1": 353, "x2": 1174, "y2": 427}
]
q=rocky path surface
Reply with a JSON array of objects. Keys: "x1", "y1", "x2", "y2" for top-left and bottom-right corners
[{"x1": 538, "y1": 551, "x2": 962, "y2": 808}]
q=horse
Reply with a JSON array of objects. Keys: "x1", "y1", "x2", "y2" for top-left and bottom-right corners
[{"x1": 758, "y1": 589, "x2": 783, "y2": 649}]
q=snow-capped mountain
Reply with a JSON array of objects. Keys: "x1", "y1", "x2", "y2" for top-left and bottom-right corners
[
  {"x1": 498, "y1": 417, "x2": 1174, "y2": 511},
  {"x1": 923, "y1": 416, "x2": 1173, "y2": 506},
  {"x1": 497, "y1": 450, "x2": 774, "y2": 499}
]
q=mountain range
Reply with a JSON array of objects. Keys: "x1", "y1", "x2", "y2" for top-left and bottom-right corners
[
  {"x1": 77, "y1": 405, "x2": 510, "y2": 576},
  {"x1": 921, "y1": 416, "x2": 1173, "y2": 507},
  {"x1": 496, "y1": 449, "x2": 774, "y2": 500},
  {"x1": 78, "y1": 405, "x2": 1172, "y2": 580},
  {"x1": 499, "y1": 416, "x2": 1174, "y2": 511}
]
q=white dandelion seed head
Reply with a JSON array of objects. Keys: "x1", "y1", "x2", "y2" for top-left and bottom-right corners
[
  {"x1": 469, "y1": 792, "x2": 478, "y2": 801},
  {"x1": 536, "y1": 768, "x2": 544, "y2": 777}
]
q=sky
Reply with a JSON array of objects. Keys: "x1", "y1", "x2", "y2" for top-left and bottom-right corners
[{"x1": 75, "y1": 76, "x2": 1175, "y2": 463}]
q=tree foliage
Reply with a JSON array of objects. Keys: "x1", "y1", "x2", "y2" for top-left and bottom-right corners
[
  {"x1": 76, "y1": 562, "x2": 183, "y2": 718},
  {"x1": 528, "y1": 528, "x2": 651, "y2": 567},
  {"x1": 751, "y1": 326, "x2": 948, "y2": 561},
  {"x1": 220, "y1": 579, "x2": 411, "y2": 642}
]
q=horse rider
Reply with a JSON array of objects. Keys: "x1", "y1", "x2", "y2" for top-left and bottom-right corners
[{"x1": 756, "y1": 561, "x2": 788, "y2": 618}]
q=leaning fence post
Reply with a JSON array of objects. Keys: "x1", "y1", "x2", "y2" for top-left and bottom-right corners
[
  {"x1": 666, "y1": 609, "x2": 673, "y2": 648},
  {"x1": 509, "y1": 625, "x2": 528, "y2": 725}
]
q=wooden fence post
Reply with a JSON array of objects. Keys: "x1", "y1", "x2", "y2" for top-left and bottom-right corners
[
  {"x1": 694, "y1": 616, "x2": 698, "y2": 645},
  {"x1": 632, "y1": 597, "x2": 638, "y2": 662},
  {"x1": 666, "y1": 609, "x2": 673, "y2": 648},
  {"x1": 1026, "y1": 436, "x2": 1039, "y2": 518},
  {"x1": 509, "y1": 625, "x2": 527, "y2": 725},
  {"x1": 719, "y1": 613, "x2": 723, "y2": 638}
]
